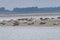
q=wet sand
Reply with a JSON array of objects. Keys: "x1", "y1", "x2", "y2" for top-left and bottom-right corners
[{"x1": 0, "y1": 17, "x2": 60, "y2": 26}]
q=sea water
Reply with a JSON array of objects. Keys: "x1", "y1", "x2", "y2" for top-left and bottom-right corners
[{"x1": 0, "y1": 26, "x2": 60, "y2": 40}]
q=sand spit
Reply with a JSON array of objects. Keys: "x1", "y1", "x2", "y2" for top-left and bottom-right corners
[{"x1": 0, "y1": 17, "x2": 60, "y2": 26}]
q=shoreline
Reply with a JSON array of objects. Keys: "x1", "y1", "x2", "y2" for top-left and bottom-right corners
[
  {"x1": 0, "y1": 13, "x2": 60, "y2": 17},
  {"x1": 0, "y1": 17, "x2": 60, "y2": 26}
]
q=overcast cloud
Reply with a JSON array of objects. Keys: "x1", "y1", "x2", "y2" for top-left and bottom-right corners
[{"x1": 0, "y1": 0, "x2": 60, "y2": 10}]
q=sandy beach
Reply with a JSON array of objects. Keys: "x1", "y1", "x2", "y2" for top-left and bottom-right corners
[{"x1": 0, "y1": 16, "x2": 60, "y2": 26}]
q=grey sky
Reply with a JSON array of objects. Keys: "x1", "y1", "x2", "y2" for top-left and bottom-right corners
[{"x1": 0, "y1": 0, "x2": 60, "y2": 10}]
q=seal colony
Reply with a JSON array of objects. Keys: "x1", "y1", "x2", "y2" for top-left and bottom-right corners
[{"x1": 0, "y1": 17, "x2": 60, "y2": 26}]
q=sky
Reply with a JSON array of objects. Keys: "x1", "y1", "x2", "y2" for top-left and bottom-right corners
[{"x1": 0, "y1": 0, "x2": 60, "y2": 10}]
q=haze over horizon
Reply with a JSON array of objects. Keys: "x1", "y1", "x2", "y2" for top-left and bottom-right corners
[{"x1": 0, "y1": 0, "x2": 60, "y2": 10}]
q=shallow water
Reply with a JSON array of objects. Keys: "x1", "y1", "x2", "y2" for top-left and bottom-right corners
[{"x1": 0, "y1": 26, "x2": 60, "y2": 40}]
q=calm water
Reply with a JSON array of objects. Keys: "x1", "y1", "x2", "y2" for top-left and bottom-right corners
[{"x1": 0, "y1": 26, "x2": 60, "y2": 40}]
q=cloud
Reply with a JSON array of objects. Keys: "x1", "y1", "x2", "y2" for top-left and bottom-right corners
[{"x1": 0, "y1": 0, "x2": 60, "y2": 10}]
